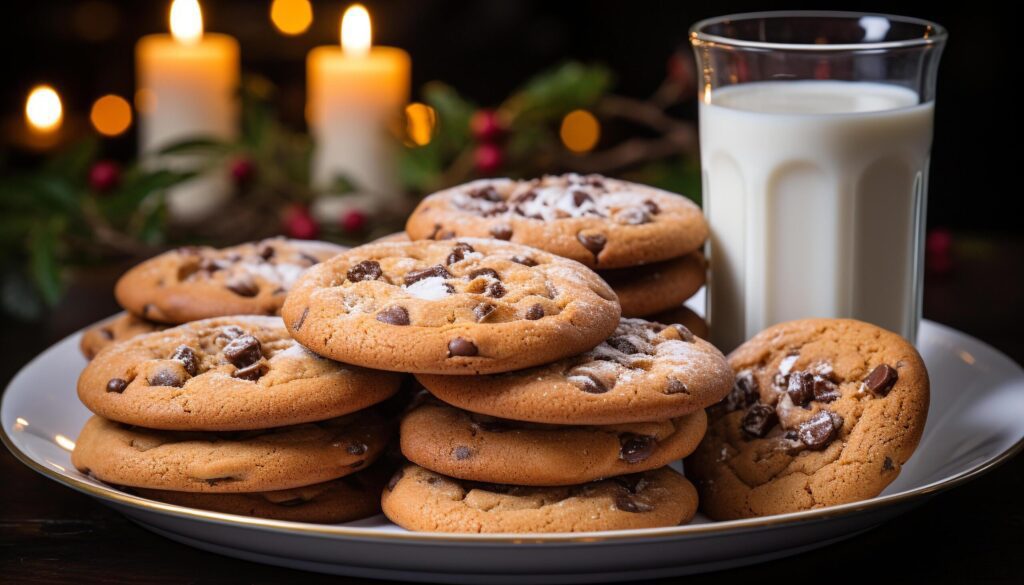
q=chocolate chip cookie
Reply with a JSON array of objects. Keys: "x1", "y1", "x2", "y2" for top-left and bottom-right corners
[
  {"x1": 405, "y1": 174, "x2": 707, "y2": 269},
  {"x1": 686, "y1": 318, "x2": 930, "y2": 520},
  {"x1": 133, "y1": 468, "x2": 387, "y2": 523},
  {"x1": 281, "y1": 238, "x2": 621, "y2": 375},
  {"x1": 78, "y1": 316, "x2": 401, "y2": 431},
  {"x1": 600, "y1": 252, "x2": 705, "y2": 318},
  {"x1": 417, "y1": 318, "x2": 732, "y2": 424},
  {"x1": 115, "y1": 238, "x2": 346, "y2": 324},
  {"x1": 401, "y1": 399, "x2": 707, "y2": 485},
  {"x1": 80, "y1": 313, "x2": 167, "y2": 360},
  {"x1": 72, "y1": 411, "x2": 389, "y2": 492},
  {"x1": 647, "y1": 305, "x2": 708, "y2": 340},
  {"x1": 381, "y1": 464, "x2": 697, "y2": 533}
]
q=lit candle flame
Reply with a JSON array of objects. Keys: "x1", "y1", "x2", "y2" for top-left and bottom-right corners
[
  {"x1": 25, "y1": 85, "x2": 63, "y2": 133},
  {"x1": 341, "y1": 4, "x2": 372, "y2": 57},
  {"x1": 170, "y1": 0, "x2": 204, "y2": 45}
]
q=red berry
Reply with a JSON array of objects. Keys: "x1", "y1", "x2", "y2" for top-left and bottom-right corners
[
  {"x1": 340, "y1": 209, "x2": 368, "y2": 233},
  {"x1": 282, "y1": 205, "x2": 319, "y2": 240},
  {"x1": 474, "y1": 143, "x2": 503, "y2": 175},
  {"x1": 926, "y1": 228, "x2": 954, "y2": 275},
  {"x1": 230, "y1": 157, "x2": 256, "y2": 185},
  {"x1": 89, "y1": 160, "x2": 121, "y2": 193},
  {"x1": 470, "y1": 109, "x2": 503, "y2": 142}
]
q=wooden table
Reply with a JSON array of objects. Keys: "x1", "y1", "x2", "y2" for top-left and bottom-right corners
[{"x1": 3, "y1": 232, "x2": 1022, "y2": 584}]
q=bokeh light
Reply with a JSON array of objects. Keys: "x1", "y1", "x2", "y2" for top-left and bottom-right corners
[
  {"x1": 404, "y1": 102, "x2": 437, "y2": 147},
  {"x1": 25, "y1": 85, "x2": 63, "y2": 133},
  {"x1": 560, "y1": 109, "x2": 600, "y2": 153},
  {"x1": 90, "y1": 94, "x2": 133, "y2": 137},
  {"x1": 270, "y1": 0, "x2": 313, "y2": 36}
]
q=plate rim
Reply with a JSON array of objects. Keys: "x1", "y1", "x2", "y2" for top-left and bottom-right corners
[{"x1": 3, "y1": 319, "x2": 1023, "y2": 545}]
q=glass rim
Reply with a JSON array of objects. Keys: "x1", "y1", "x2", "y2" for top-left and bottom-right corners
[{"x1": 690, "y1": 10, "x2": 947, "y2": 51}]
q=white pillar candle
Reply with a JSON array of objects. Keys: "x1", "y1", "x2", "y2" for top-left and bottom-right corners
[
  {"x1": 136, "y1": 0, "x2": 239, "y2": 222},
  {"x1": 307, "y1": 4, "x2": 410, "y2": 200}
]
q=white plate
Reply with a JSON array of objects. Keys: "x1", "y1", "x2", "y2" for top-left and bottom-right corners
[{"x1": 3, "y1": 319, "x2": 1023, "y2": 584}]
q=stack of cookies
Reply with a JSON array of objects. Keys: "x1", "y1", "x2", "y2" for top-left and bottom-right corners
[
  {"x1": 405, "y1": 174, "x2": 710, "y2": 337},
  {"x1": 72, "y1": 316, "x2": 403, "y2": 523},
  {"x1": 281, "y1": 237, "x2": 734, "y2": 532},
  {"x1": 79, "y1": 237, "x2": 345, "y2": 359}
]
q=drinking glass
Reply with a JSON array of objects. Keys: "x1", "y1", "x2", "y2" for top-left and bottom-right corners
[{"x1": 690, "y1": 11, "x2": 946, "y2": 351}]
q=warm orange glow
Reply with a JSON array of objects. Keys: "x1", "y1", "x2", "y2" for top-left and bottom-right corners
[
  {"x1": 270, "y1": 0, "x2": 312, "y2": 35},
  {"x1": 560, "y1": 109, "x2": 600, "y2": 153},
  {"x1": 134, "y1": 88, "x2": 157, "y2": 114},
  {"x1": 25, "y1": 85, "x2": 63, "y2": 133},
  {"x1": 170, "y1": 0, "x2": 203, "y2": 45},
  {"x1": 404, "y1": 102, "x2": 437, "y2": 147},
  {"x1": 341, "y1": 4, "x2": 371, "y2": 57},
  {"x1": 91, "y1": 94, "x2": 133, "y2": 137}
]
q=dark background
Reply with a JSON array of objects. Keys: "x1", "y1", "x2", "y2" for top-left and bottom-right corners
[
  {"x1": 1, "y1": 2, "x2": 1022, "y2": 584},
  {"x1": 0, "y1": 1, "x2": 1015, "y2": 232}
]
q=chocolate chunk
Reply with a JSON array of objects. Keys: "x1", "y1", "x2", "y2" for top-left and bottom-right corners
[
  {"x1": 258, "y1": 244, "x2": 275, "y2": 260},
  {"x1": 347, "y1": 260, "x2": 383, "y2": 283},
  {"x1": 511, "y1": 190, "x2": 537, "y2": 203},
  {"x1": 453, "y1": 446, "x2": 471, "y2": 460},
  {"x1": 484, "y1": 281, "x2": 506, "y2": 298},
  {"x1": 446, "y1": 242, "x2": 476, "y2": 265},
  {"x1": 481, "y1": 203, "x2": 509, "y2": 217},
  {"x1": 294, "y1": 307, "x2": 309, "y2": 331},
  {"x1": 346, "y1": 442, "x2": 368, "y2": 456},
  {"x1": 724, "y1": 371, "x2": 760, "y2": 411},
  {"x1": 217, "y1": 325, "x2": 245, "y2": 341},
  {"x1": 232, "y1": 362, "x2": 268, "y2": 381},
  {"x1": 467, "y1": 268, "x2": 499, "y2": 281},
  {"x1": 376, "y1": 305, "x2": 410, "y2": 326},
  {"x1": 571, "y1": 190, "x2": 592, "y2": 206},
  {"x1": 786, "y1": 372, "x2": 815, "y2": 407},
  {"x1": 223, "y1": 334, "x2": 263, "y2": 368},
  {"x1": 510, "y1": 255, "x2": 537, "y2": 267},
  {"x1": 607, "y1": 337, "x2": 640, "y2": 354},
  {"x1": 468, "y1": 186, "x2": 502, "y2": 201},
  {"x1": 524, "y1": 304, "x2": 544, "y2": 320},
  {"x1": 643, "y1": 199, "x2": 660, "y2": 215},
  {"x1": 741, "y1": 403, "x2": 778, "y2": 439},
  {"x1": 473, "y1": 303, "x2": 496, "y2": 322},
  {"x1": 614, "y1": 494, "x2": 654, "y2": 513},
  {"x1": 863, "y1": 364, "x2": 898, "y2": 396},
  {"x1": 489, "y1": 224, "x2": 513, "y2": 240},
  {"x1": 613, "y1": 473, "x2": 648, "y2": 493},
  {"x1": 106, "y1": 378, "x2": 128, "y2": 393},
  {"x1": 447, "y1": 338, "x2": 478, "y2": 357},
  {"x1": 226, "y1": 275, "x2": 259, "y2": 297},
  {"x1": 386, "y1": 468, "x2": 405, "y2": 492},
  {"x1": 577, "y1": 231, "x2": 607, "y2": 257},
  {"x1": 404, "y1": 265, "x2": 452, "y2": 285},
  {"x1": 148, "y1": 368, "x2": 184, "y2": 388},
  {"x1": 619, "y1": 434, "x2": 656, "y2": 463},
  {"x1": 665, "y1": 378, "x2": 688, "y2": 394},
  {"x1": 797, "y1": 411, "x2": 843, "y2": 450},
  {"x1": 883, "y1": 456, "x2": 894, "y2": 471},
  {"x1": 615, "y1": 208, "x2": 650, "y2": 225},
  {"x1": 670, "y1": 324, "x2": 695, "y2": 342},
  {"x1": 170, "y1": 345, "x2": 199, "y2": 376},
  {"x1": 299, "y1": 252, "x2": 320, "y2": 266},
  {"x1": 570, "y1": 373, "x2": 609, "y2": 394},
  {"x1": 812, "y1": 377, "x2": 841, "y2": 402}
]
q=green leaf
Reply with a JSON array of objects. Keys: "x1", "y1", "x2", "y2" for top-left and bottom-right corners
[
  {"x1": 99, "y1": 168, "x2": 197, "y2": 219},
  {"x1": 136, "y1": 197, "x2": 168, "y2": 245},
  {"x1": 507, "y1": 62, "x2": 613, "y2": 125},
  {"x1": 44, "y1": 137, "x2": 98, "y2": 180},
  {"x1": 156, "y1": 137, "x2": 230, "y2": 156},
  {"x1": 28, "y1": 222, "x2": 62, "y2": 306},
  {"x1": 12, "y1": 175, "x2": 81, "y2": 214},
  {"x1": 422, "y1": 82, "x2": 476, "y2": 152}
]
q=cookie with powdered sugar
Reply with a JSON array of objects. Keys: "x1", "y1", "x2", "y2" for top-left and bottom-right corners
[
  {"x1": 417, "y1": 318, "x2": 732, "y2": 424},
  {"x1": 405, "y1": 174, "x2": 707, "y2": 269},
  {"x1": 115, "y1": 237, "x2": 346, "y2": 324}
]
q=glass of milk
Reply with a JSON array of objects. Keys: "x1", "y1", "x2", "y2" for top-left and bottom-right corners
[{"x1": 690, "y1": 11, "x2": 946, "y2": 351}]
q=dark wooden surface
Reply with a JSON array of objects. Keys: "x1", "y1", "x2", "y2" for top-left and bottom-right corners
[{"x1": 2, "y1": 232, "x2": 1022, "y2": 584}]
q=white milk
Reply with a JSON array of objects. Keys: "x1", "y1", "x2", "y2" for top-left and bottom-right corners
[{"x1": 699, "y1": 81, "x2": 934, "y2": 351}]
